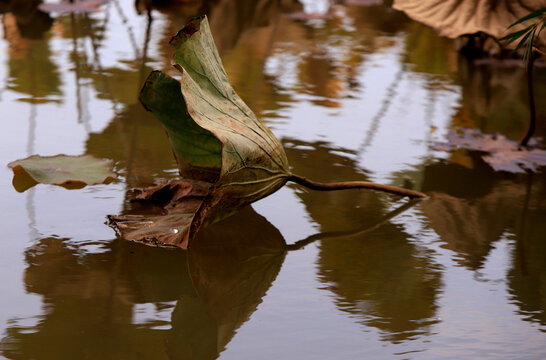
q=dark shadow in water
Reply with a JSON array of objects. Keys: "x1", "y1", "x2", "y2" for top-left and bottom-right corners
[
  {"x1": 420, "y1": 157, "x2": 520, "y2": 269},
  {"x1": 170, "y1": 207, "x2": 286, "y2": 359},
  {"x1": 507, "y1": 173, "x2": 546, "y2": 329},
  {"x1": 420, "y1": 155, "x2": 529, "y2": 269},
  {"x1": 0, "y1": 0, "x2": 52, "y2": 39},
  {"x1": 284, "y1": 140, "x2": 442, "y2": 343},
  {"x1": 454, "y1": 56, "x2": 546, "y2": 144},
  {"x1": 0, "y1": 206, "x2": 285, "y2": 360},
  {"x1": 418, "y1": 155, "x2": 546, "y2": 328}
]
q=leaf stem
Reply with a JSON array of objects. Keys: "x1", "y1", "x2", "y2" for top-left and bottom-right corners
[
  {"x1": 520, "y1": 53, "x2": 536, "y2": 147},
  {"x1": 288, "y1": 173, "x2": 428, "y2": 198}
]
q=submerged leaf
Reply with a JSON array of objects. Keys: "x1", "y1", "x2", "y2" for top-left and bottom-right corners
[
  {"x1": 111, "y1": 16, "x2": 291, "y2": 249},
  {"x1": 8, "y1": 154, "x2": 116, "y2": 191},
  {"x1": 432, "y1": 128, "x2": 546, "y2": 173}
]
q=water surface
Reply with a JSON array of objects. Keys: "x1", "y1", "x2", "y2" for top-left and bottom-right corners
[{"x1": 1, "y1": 1, "x2": 545, "y2": 359}]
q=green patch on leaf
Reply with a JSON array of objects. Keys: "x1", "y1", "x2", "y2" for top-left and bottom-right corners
[
  {"x1": 8, "y1": 154, "x2": 116, "y2": 192},
  {"x1": 140, "y1": 71, "x2": 223, "y2": 182}
]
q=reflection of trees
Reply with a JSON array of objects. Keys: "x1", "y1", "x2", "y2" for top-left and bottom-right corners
[
  {"x1": 402, "y1": 17, "x2": 546, "y2": 144},
  {"x1": 1, "y1": 2, "x2": 59, "y2": 101},
  {"x1": 403, "y1": 22, "x2": 457, "y2": 76},
  {"x1": 419, "y1": 157, "x2": 546, "y2": 327},
  {"x1": 86, "y1": 103, "x2": 178, "y2": 186},
  {"x1": 285, "y1": 140, "x2": 441, "y2": 343},
  {"x1": 141, "y1": 0, "x2": 287, "y2": 54},
  {"x1": 420, "y1": 159, "x2": 519, "y2": 269},
  {"x1": 0, "y1": 0, "x2": 52, "y2": 39},
  {"x1": 507, "y1": 177, "x2": 546, "y2": 328},
  {"x1": 222, "y1": 2, "x2": 412, "y2": 112},
  {"x1": 0, "y1": 206, "x2": 285, "y2": 360},
  {"x1": 455, "y1": 58, "x2": 546, "y2": 143}
]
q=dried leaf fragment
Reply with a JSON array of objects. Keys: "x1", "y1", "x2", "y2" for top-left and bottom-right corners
[
  {"x1": 108, "y1": 180, "x2": 211, "y2": 248},
  {"x1": 433, "y1": 128, "x2": 546, "y2": 173}
]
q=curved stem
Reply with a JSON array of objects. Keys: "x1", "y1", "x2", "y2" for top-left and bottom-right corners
[{"x1": 288, "y1": 173, "x2": 428, "y2": 199}]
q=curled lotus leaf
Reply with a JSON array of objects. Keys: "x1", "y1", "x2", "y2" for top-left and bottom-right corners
[{"x1": 110, "y1": 16, "x2": 291, "y2": 249}]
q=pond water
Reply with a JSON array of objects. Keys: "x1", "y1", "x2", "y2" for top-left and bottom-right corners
[{"x1": 1, "y1": 1, "x2": 546, "y2": 359}]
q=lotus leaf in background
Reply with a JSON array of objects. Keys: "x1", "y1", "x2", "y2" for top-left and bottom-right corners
[
  {"x1": 393, "y1": 0, "x2": 546, "y2": 48},
  {"x1": 109, "y1": 16, "x2": 426, "y2": 249},
  {"x1": 8, "y1": 154, "x2": 116, "y2": 192}
]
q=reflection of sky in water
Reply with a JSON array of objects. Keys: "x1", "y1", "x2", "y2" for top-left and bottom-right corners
[
  {"x1": 299, "y1": 0, "x2": 330, "y2": 15},
  {"x1": 265, "y1": 35, "x2": 458, "y2": 183},
  {"x1": 133, "y1": 301, "x2": 177, "y2": 330}
]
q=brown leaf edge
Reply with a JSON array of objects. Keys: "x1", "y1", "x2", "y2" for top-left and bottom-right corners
[{"x1": 107, "y1": 179, "x2": 213, "y2": 249}]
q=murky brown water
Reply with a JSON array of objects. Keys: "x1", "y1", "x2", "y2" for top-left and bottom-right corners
[{"x1": 1, "y1": 1, "x2": 545, "y2": 359}]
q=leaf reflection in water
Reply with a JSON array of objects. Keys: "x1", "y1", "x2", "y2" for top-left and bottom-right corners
[
  {"x1": 1, "y1": 206, "x2": 285, "y2": 360},
  {"x1": 419, "y1": 159, "x2": 546, "y2": 328},
  {"x1": 1, "y1": 187, "x2": 428, "y2": 358},
  {"x1": 284, "y1": 141, "x2": 442, "y2": 343}
]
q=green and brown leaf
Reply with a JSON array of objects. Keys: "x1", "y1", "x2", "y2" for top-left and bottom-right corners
[{"x1": 109, "y1": 16, "x2": 291, "y2": 249}]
